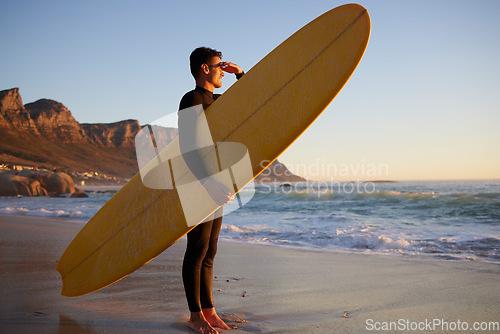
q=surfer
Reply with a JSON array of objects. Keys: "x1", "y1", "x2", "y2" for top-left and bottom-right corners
[{"x1": 178, "y1": 47, "x2": 244, "y2": 334}]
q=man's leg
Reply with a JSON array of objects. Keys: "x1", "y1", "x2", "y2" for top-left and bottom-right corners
[
  {"x1": 200, "y1": 210, "x2": 235, "y2": 330},
  {"x1": 183, "y1": 218, "x2": 219, "y2": 334},
  {"x1": 199, "y1": 214, "x2": 222, "y2": 310}
]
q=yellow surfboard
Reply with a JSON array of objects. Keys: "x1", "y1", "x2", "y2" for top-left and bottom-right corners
[{"x1": 57, "y1": 4, "x2": 371, "y2": 297}]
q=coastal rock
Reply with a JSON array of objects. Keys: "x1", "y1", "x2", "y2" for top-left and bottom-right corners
[
  {"x1": 17, "y1": 169, "x2": 50, "y2": 182},
  {"x1": 44, "y1": 172, "x2": 75, "y2": 194},
  {"x1": 0, "y1": 170, "x2": 75, "y2": 197},
  {"x1": 0, "y1": 88, "x2": 39, "y2": 134},
  {"x1": 18, "y1": 170, "x2": 74, "y2": 194},
  {"x1": 255, "y1": 160, "x2": 306, "y2": 183},
  {"x1": 0, "y1": 88, "x2": 24, "y2": 114},
  {"x1": 23, "y1": 178, "x2": 47, "y2": 196},
  {"x1": 71, "y1": 187, "x2": 88, "y2": 198},
  {"x1": 25, "y1": 99, "x2": 85, "y2": 143},
  {"x1": 81, "y1": 120, "x2": 141, "y2": 147},
  {"x1": 0, "y1": 171, "x2": 48, "y2": 196}
]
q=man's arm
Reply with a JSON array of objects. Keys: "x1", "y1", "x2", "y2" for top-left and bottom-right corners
[{"x1": 221, "y1": 62, "x2": 244, "y2": 78}]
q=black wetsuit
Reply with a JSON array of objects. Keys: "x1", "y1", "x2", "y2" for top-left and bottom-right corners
[
  {"x1": 179, "y1": 86, "x2": 222, "y2": 313},
  {"x1": 179, "y1": 86, "x2": 221, "y2": 180},
  {"x1": 178, "y1": 73, "x2": 242, "y2": 312}
]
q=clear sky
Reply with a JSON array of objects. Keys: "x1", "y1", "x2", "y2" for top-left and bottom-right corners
[{"x1": 1, "y1": 0, "x2": 499, "y2": 181}]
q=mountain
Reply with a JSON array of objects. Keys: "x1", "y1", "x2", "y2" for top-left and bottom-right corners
[
  {"x1": 0, "y1": 88, "x2": 143, "y2": 180},
  {"x1": 0, "y1": 88, "x2": 305, "y2": 184}
]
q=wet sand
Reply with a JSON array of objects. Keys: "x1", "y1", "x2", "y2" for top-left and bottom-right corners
[{"x1": 0, "y1": 214, "x2": 499, "y2": 333}]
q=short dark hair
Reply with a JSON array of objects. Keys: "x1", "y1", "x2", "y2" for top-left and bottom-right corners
[{"x1": 190, "y1": 47, "x2": 222, "y2": 79}]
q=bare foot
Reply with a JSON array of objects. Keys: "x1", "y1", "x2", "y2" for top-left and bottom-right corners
[
  {"x1": 202, "y1": 307, "x2": 237, "y2": 330},
  {"x1": 188, "y1": 311, "x2": 219, "y2": 334}
]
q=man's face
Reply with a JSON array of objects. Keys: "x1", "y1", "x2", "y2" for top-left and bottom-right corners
[{"x1": 206, "y1": 56, "x2": 225, "y2": 89}]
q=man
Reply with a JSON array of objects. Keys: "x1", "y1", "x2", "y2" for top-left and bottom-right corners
[{"x1": 178, "y1": 47, "x2": 244, "y2": 334}]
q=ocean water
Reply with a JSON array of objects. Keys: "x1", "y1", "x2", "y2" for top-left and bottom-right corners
[{"x1": 1, "y1": 180, "x2": 499, "y2": 264}]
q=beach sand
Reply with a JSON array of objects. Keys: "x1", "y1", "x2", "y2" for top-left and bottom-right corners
[{"x1": 0, "y1": 214, "x2": 499, "y2": 333}]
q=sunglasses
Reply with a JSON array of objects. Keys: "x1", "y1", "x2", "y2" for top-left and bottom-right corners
[{"x1": 207, "y1": 62, "x2": 227, "y2": 68}]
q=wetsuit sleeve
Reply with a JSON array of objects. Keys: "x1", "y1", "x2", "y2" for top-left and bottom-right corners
[{"x1": 179, "y1": 93, "x2": 211, "y2": 180}]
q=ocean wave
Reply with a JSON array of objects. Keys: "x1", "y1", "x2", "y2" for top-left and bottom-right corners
[
  {"x1": 0, "y1": 192, "x2": 113, "y2": 220},
  {"x1": 221, "y1": 217, "x2": 500, "y2": 263},
  {"x1": 1, "y1": 180, "x2": 498, "y2": 263},
  {"x1": 333, "y1": 233, "x2": 412, "y2": 251},
  {"x1": 0, "y1": 206, "x2": 85, "y2": 218},
  {"x1": 253, "y1": 186, "x2": 500, "y2": 203},
  {"x1": 473, "y1": 192, "x2": 500, "y2": 200},
  {"x1": 222, "y1": 223, "x2": 412, "y2": 251}
]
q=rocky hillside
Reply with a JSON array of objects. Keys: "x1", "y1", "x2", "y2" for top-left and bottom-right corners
[
  {"x1": 0, "y1": 88, "x2": 147, "y2": 180},
  {"x1": 0, "y1": 88, "x2": 305, "y2": 184}
]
